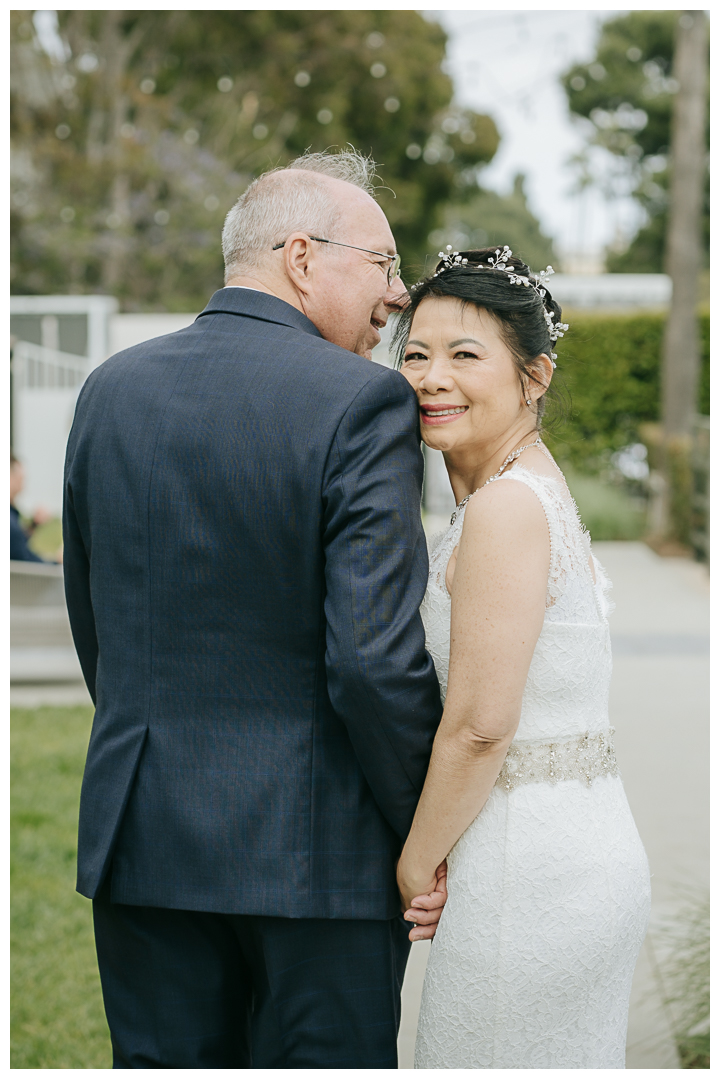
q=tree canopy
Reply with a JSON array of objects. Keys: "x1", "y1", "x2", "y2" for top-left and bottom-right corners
[
  {"x1": 11, "y1": 10, "x2": 499, "y2": 309},
  {"x1": 561, "y1": 10, "x2": 709, "y2": 273}
]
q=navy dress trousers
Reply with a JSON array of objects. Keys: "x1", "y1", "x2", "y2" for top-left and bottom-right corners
[{"x1": 63, "y1": 287, "x2": 443, "y2": 1068}]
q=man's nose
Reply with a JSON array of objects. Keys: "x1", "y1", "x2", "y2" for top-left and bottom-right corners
[{"x1": 383, "y1": 272, "x2": 408, "y2": 313}]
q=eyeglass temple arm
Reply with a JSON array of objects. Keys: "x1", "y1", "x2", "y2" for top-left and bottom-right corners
[{"x1": 272, "y1": 237, "x2": 327, "y2": 251}]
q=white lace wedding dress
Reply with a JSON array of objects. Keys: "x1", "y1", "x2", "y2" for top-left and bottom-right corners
[{"x1": 415, "y1": 462, "x2": 651, "y2": 1069}]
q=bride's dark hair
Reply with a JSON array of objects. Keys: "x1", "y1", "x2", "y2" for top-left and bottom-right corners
[{"x1": 392, "y1": 248, "x2": 565, "y2": 426}]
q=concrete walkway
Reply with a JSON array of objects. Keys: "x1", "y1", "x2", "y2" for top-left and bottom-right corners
[
  {"x1": 398, "y1": 541, "x2": 709, "y2": 1068},
  {"x1": 10, "y1": 681, "x2": 92, "y2": 708}
]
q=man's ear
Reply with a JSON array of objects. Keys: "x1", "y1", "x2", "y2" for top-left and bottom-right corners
[{"x1": 282, "y1": 233, "x2": 314, "y2": 297}]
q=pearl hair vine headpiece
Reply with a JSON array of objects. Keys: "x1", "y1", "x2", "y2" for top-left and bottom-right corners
[{"x1": 430, "y1": 244, "x2": 569, "y2": 366}]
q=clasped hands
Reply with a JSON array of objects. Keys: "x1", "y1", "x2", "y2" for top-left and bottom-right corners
[{"x1": 397, "y1": 857, "x2": 448, "y2": 942}]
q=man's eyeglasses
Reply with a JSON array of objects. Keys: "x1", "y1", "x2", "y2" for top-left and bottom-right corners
[{"x1": 272, "y1": 236, "x2": 401, "y2": 285}]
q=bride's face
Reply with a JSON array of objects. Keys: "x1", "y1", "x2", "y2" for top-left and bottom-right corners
[{"x1": 400, "y1": 297, "x2": 532, "y2": 454}]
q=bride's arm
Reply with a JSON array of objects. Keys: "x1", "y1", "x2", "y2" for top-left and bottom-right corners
[{"x1": 398, "y1": 479, "x2": 549, "y2": 938}]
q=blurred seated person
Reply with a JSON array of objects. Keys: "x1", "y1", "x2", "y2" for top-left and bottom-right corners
[{"x1": 10, "y1": 454, "x2": 60, "y2": 563}]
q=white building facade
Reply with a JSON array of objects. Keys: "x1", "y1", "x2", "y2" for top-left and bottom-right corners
[{"x1": 10, "y1": 296, "x2": 196, "y2": 516}]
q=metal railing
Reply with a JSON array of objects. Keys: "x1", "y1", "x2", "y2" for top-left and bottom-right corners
[{"x1": 10, "y1": 339, "x2": 88, "y2": 390}]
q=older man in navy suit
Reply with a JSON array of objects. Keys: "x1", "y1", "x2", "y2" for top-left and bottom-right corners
[{"x1": 63, "y1": 150, "x2": 444, "y2": 1068}]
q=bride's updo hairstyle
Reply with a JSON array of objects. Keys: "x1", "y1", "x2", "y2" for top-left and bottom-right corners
[{"x1": 392, "y1": 247, "x2": 565, "y2": 426}]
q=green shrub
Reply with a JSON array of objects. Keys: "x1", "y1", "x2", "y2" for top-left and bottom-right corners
[
  {"x1": 564, "y1": 468, "x2": 647, "y2": 541},
  {"x1": 653, "y1": 893, "x2": 710, "y2": 1069},
  {"x1": 544, "y1": 312, "x2": 710, "y2": 472}
]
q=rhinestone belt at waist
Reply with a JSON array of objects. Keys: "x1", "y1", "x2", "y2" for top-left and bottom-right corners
[{"x1": 496, "y1": 728, "x2": 619, "y2": 793}]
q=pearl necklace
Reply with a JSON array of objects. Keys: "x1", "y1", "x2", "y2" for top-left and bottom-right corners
[{"x1": 450, "y1": 437, "x2": 543, "y2": 525}]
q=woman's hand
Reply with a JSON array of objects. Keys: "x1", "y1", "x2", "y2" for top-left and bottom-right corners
[{"x1": 397, "y1": 858, "x2": 448, "y2": 941}]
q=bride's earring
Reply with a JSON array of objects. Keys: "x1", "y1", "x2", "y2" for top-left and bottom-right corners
[{"x1": 526, "y1": 398, "x2": 532, "y2": 406}]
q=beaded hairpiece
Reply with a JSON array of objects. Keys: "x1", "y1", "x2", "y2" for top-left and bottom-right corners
[{"x1": 431, "y1": 244, "x2": 569, "y2": 365}]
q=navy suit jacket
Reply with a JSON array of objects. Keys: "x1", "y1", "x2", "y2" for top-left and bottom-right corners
[{"x1": 64, "y1": 288, "x2": 442, "y2": 919}]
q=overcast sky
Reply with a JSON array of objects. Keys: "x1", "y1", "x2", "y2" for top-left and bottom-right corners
[{"x1": 431, "y1": 9, "x2": 642, "y2": 260}]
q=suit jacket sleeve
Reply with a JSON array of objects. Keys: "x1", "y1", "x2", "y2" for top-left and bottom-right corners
[
  {"x1": 322, "y1": 367, "x2": 443, "y2": 840},
  {"x1": 62, "y1": 413, "x2": 99, "y2": 706}
]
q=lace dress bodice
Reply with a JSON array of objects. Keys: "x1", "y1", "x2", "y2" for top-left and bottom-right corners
[{"x1": 421, "y1": 464, "x2": 614, "y2": 745}]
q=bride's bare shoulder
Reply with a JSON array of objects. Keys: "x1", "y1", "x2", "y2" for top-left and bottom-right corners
[
  {"x1": 451, "y1": 477, "x2": 550, "y2": 596},
  {"x1": 461, "y1": 472, "x2": 549, "y2": 543}
]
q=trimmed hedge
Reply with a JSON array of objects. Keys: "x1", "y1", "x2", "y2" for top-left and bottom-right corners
[{"x1": 543, "y1": 312, "x2": 709, "y2": 470}]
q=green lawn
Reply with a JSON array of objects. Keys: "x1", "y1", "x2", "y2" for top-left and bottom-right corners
[
  {"x1": 11, "y1": 706, "x2": 112, "y2": 1069},
  {"x1": 26, "y1": 516, "x2": 63, "y2": 560}
]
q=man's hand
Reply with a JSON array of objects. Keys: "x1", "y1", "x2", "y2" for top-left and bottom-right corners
[{"x1": 398, "y1": 859, "x2": 448, "y2": 942}]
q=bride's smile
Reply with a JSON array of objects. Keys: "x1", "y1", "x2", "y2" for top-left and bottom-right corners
[{"x1": 419, "y1": 404, "x2": 469, "y2": 424}]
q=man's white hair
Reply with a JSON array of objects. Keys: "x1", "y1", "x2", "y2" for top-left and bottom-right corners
[{"x1": 221, "y1": 149, "x2": 377, "y2": 281}]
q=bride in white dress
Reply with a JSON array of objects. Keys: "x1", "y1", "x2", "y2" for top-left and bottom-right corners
[{"x1": 394, "y1": 247, "x2": 651, "y2": 1069}]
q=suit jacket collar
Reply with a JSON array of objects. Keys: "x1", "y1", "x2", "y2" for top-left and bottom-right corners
[{"x1": 197, "y1": 288, "x2": 323, "y2": 339}]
